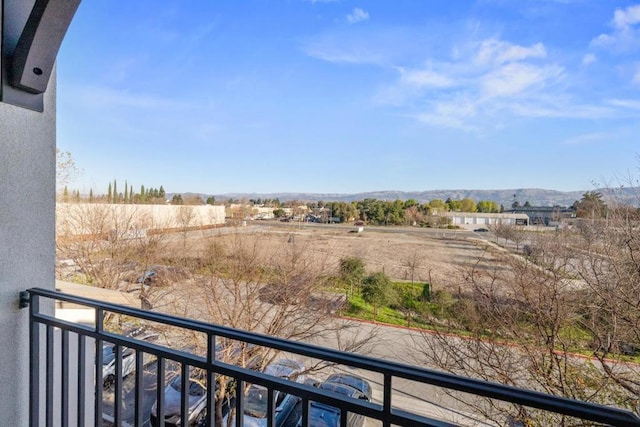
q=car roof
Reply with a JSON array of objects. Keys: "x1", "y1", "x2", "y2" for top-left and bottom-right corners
[
  {"x1": 318, "y1": 381, "x2": 360, "y2": 398},
  {"x1": 265, "y1": 359, "x2": 303, "y2": 378},
  {"x1": 324, "y1": 373, "x2": 372, "y2": 398}
]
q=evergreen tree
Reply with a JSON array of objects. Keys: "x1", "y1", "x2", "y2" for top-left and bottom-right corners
[
  {"x1": 107, "y1": 182, "x2": 112, "y2": 201},
  {"x1": 140, "y1": 185, "x2": 146, "y2": 202},
  {"x1": 159, "y1": 186, "x2": 166, "y2": 199},
  {"x1": 63, "y1": 186, "x2": 69, "y2": 203},
  {"x1": 113, "y1": 180, "x2": 118, "y2": 204},
  {"x1": 340, "y1": 257, "x2": 366, "y2": 297},
  {"x1": 206, "y1": 196, "x2": 216, "y2": 205},
  {"x1": 124, "y1": 180, "x2": 129, "y2": 203},
  {"x1": 89, "y1": 189, "x2": 94, "y2": 203},
  {"x1": 362, "y1": 272, "x2": 398, "y2": 321}
]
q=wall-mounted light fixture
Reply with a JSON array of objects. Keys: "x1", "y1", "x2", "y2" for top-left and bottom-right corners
[{"x1": 1, "y1": 0, "x2": 81, "y2": 112}]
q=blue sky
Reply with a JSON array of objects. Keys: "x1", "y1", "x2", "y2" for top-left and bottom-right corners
[{"x1": 57, "y1": 0, "x2": 640, "y2": 195}]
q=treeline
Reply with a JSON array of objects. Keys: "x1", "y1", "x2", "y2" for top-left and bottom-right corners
[
  {"x1": 308, "y1": 198, "x2": 502, "y2": 225},
  {"x1": 60, "y1": 180, "x2": 168, "y2": 205}
]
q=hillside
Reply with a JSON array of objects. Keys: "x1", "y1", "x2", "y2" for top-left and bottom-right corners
[{"x1": 196, "y1": 187, "x2": 638, "y2": 207}]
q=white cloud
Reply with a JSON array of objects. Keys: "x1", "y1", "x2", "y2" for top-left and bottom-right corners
[
  {"x1": 398, "y1": 67, "x2": 455, "y2": 88},
  {"x1": 481, "y1": 63, "x2": 563, "y2": 97},
  {"x1": 347, "y1": 8, "x2": 369, "y2": 24},
  {"x1": 474, "y1": 39, "x2": 546, "y2": 66},
  {"x1": 607, "y1": 98, "x2": 640, "y2": 109},
  {"x1": 374, "y1": 37, "x2": 583, "y2": 131},
  {"x1": 304, "y1": 27, "x2": 615, "y2": 132},
  {"x1": 582, "y1": 53, "x2": 596, "y2": 65},
  {"x1": 591, "y1": 4, "x2": 640, "y2": 52},
  {"x1": 613, "y1": 4, "x2": 640, "y2": 28},
  {"x1": 509, "y1": 101, "x2": 614, "y2": 119}
]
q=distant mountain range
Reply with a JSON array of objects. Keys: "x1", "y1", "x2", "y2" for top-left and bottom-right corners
[{"x1": 177, "y1": 187, "x2": 639, "y2": 208}]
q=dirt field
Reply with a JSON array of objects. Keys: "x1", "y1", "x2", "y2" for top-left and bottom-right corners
[{"x1": 173, "y1": 224, "x2": 505, "y2": 293}]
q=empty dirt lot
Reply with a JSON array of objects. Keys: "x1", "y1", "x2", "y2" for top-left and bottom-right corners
[{"x1": 169, "y1": 223, "x2": 506, "y2": 292}]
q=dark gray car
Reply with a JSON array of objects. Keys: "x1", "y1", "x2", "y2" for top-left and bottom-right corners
[{"x1": 297, "y1": 374, "x2": 371, "y2": 427}]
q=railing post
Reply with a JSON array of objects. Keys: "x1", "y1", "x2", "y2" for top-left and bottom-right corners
[
  {"x1": 61, "y1": 329, "x2": 69, "y2": 427},
  {"x1": 383, "y1": 373, "x2": 392, "y2": 427},
  {"x1": 114, "y1": 343, "x2": 123, "y2": 425},
  {"x1": 181, "y1": 363, "x2": 189, "y2": 427},
  {"x1": 134, "y1": 349, "x2": 144, "y2": 427},
  {"x1": 77, "y1": 334, "x2": 86, "y2": 427},
  {"x1": 29, "y1": 292, "x2": 40, "y2": 427},
  {"x1": 156, "y1": 356, "x2": 165, "y2": 427},
  {"x1": 267, "y1": 388, "x2": 275, "y2": 427},
  {"x1": 206, "y1": 333, "x2": 216, "y2": 427},
  {"x1": 235, "y1": 379, "x2": 245, "y2": 427},
  {"x1": 94, "y1": 308, "x2": 104, "y2": 427},
  {"x1": 45, "y1": 325, "x2": 53, "y2": 427}
]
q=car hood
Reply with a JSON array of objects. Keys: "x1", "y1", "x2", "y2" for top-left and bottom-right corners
[{"x1": 152, "y1": 384, "x2": 204, "y2": 418}]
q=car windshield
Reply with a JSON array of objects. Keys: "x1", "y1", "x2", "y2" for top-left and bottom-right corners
[
  {"x1": 169, "y1": 375, "x2": 206, "y2": 396},
  {"x1": 102, "y1": 345, "x2": 115, "y2": 366},
  {"x1": 243, "y1": 385, "x2": 270, "y2": 418}
]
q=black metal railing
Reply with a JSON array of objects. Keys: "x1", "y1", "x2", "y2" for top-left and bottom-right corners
[{"x1": 26, "y1": 287, "x2": 640, "y2": 427}]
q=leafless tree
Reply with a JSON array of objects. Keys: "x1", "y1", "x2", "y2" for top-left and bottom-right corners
[
  {"x1": 56, "y1": 203, "x2": 171, "y2": 293},
  {"x1": 56, "y1": 148, "x2": 81, "y2": 191},
  {"x1": 156, "y1": 230, "x2": 378, "y2": 426},
  {"x1": 403, "y1": 250, "x2": 422, "y2": 284},
  {"x1": 411, "y1": 190, "x2": 640, "y2": 425}
]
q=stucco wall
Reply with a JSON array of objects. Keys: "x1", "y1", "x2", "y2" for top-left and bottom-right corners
[
  {"x1": 56, "y1": 203, "x2": 226, "y2": 237},
  {"x1": 0, "y1": 72, "x2": 57, "y2": 425}
]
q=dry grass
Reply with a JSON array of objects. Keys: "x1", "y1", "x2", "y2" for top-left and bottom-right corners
[{"x1": 167, "y1": 225, "x2": 507, "y2": 294}]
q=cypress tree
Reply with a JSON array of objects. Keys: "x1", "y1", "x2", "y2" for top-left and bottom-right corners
[
  {"x1": 107, "y1": 182, "x2": 112, "y2": 201},
  {"x1": 124, "y1": 180, "x2": 129, "y2": 203},
  {"x1": 89, "y1": 189, "x2": 94, "y2": 203},
  {"x1": 113, "y1": 180, "x2": 118, "y2": 204}
]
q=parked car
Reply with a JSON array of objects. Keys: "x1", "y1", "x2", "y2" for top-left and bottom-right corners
[
  {"x1": 136, "y1": 269, "x2": 157, "y2": 284},
  {"x1": 152, "y1": 344, "x2": 263, "y2": 427},
  {"x1": 102, "y1": 333, "x2": 159, "y2": 390},
  {"x1": 297, "y1": 374, "x2": 371, "y2": 427},
  {"x1": 150, "y1": 369, "x2": 212, "y2": 427},
  {"x1": 473, "y1": 227, "x2": 489, "y2": 232},
  {"x1": 228, "y1": 359, "x2": 306, "y2": 427},
  {"x1": 323, "y1": 373, "x2": 372, "y2": 401},
  {"x1": 101, "y1": 343, "x2": 136, "y2": 391}
]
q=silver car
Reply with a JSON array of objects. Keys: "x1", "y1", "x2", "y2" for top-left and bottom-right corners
[
  {"x1": 101, "y1": 343, "x2": 136, "y2": 390},
  {"x1": 233, "y1": 359, "x2": 306, "y2": 427}
]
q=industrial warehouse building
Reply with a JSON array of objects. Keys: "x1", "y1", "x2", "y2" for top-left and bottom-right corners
[{"x1": 441, "y1": 212, "x2": 531, "y2": 229}]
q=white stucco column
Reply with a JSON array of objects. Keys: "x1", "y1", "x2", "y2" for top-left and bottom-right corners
[{"x1": 0, "y1": 65, "x2": 57, "y2": 426}]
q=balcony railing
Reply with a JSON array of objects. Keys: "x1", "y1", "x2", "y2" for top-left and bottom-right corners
[{"x1": 26, "y1": 287, "x2": 640, "y2": 427}]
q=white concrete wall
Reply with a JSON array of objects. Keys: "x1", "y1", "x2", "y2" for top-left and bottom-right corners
[
  {"x1": 0, "y1": 70, "x2": 57, "y2": 425},
  {"x1": 56, "y1": 203, "x2": 226, "y2": 237}
]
